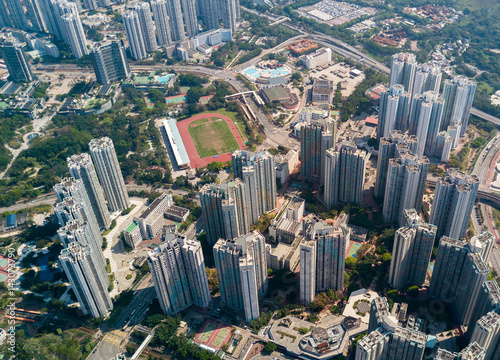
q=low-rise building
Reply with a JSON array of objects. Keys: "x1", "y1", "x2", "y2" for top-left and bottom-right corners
[
  {"x1": 123, "y1": 221, "x2": 142, "y2": 249},
  {"x1": 298, "y1": 107, "x2": 330, "y2": 123},
  {"x1": 269, "y1": 217, "x2": 301, "y2": 244},
  {"x1": 312, "y1": 79, "x2": 334, "y2": 103},
  {"x1": 164, "y1": 205, "x2": 190, "y2": 222},
  {"x1": 267, "y1": 238, "x2": 301, "y2": 271}
]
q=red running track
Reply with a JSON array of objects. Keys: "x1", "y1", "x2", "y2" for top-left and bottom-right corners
[{"x1": 176, "y1": 113, "x2": 246, "y2": 168}]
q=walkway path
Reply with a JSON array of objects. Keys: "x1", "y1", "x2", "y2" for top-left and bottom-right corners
[{"x1": 103, "y1": 198, "x2": 144, "y2": 298}]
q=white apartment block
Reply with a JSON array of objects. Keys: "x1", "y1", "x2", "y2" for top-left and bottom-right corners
[{"x1": 304, "y1": 47, "x2": 332, "y2": 70}]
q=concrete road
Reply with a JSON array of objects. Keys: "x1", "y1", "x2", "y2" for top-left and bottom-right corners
[
  {"x1": 471, "y1": 134, "x2": 500, "y2": 186},
  {"x1": 87, "y1": 276, "x2": 156, "y2": 360},
  {"x1": 0, "y1": 184, "x2": 189, "y2": 215},
  {"x1": 0, "y1": 195, "x2": 57, "y2": 214}
]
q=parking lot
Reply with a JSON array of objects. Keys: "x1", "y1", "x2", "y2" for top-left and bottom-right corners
[{"x1": 309, "y1": 62, "x2": 365, "y2": 98}]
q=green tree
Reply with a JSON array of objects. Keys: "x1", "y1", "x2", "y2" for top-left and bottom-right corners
[
  {"x1": 407, "y1": 285, "x2": 420, "y2": 298},
  {"x1": 264, "y1": 341, "x2": 277, "y2": 352}
]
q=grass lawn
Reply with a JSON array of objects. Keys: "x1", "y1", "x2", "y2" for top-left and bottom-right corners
[
  {"x1": 191, "y1": 118, "x2": 210, "y2": 126},
  {"x1": 189, "y1": 119, "x2": 240, "y2": 158},
  {"x1": 196, "y1": 109, "x2": 249, "y2": 142}
]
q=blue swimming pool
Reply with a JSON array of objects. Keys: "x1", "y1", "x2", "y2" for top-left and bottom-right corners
[
  {"x1": 37, "y1": 255, "x2": 53, "y2": 282},
  {"x1": 244, "y1": 68, "x2": 259, "y2": 76},
  {"x1": 157, "y1": 75, "x2": 173, "y2": 84}
]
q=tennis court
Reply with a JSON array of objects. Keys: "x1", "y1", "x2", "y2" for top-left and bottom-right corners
[
  {"x1": 212, "y1": 326, "x2": 232, "y2": 348},
  {"x1": 165, "y1": 94, "x2": 187, "y2": 104},
  {"x1": 199, "y1": 95, "x2": 214, "y2": 105},
  {"x1": 144, "y1": 97, "x2": 154, "y2": 109},
  {"x1": 197, "y1": 321, "x2": 217, "y2": 343},
  {"x1": 194, "y1": 319, "x2": 233, "y2": 350}
]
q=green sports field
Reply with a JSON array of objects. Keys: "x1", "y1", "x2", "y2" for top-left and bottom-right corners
[{"x1": 188, "y1": 119, "x2": 240, "y2": 158}]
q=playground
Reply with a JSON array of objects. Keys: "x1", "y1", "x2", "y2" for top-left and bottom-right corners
[
  {"x1": 346, "y1": 241, "x2": 362, "y2": 258},
  {"x1": 194, "y1": 319, "x2": 233, "y2": 350}
]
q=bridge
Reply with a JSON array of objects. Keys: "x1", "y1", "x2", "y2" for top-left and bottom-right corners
[
  {"x1": 226, "y1": 91, "x2": 265, "y2": 105},
  {"x1": 130, "y1": 326, "x2": 155, "y2": 360},
  {"x1": 426, "y1": 180, "x2": 500, "y2": 210},
  {"x1": 270, "y1": 17, "x2": 290, "y2": 26}
]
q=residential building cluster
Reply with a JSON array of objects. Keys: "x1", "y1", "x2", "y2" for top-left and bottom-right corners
[
  {"x1": 356, "y1": 294, "x2": 494, "y2": 360},
  {"x1": 379, "y1": 52, "x2": 476, "y2": 162},
  {"x1": 123, "y1": 0, "x2": 238, "y2": 60},
  {"x1": 52, "y1": 137, "x2": 130, "y2": 319}
]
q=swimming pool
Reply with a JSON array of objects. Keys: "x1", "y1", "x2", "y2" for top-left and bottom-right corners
[
  {"x1": 244, "y1": 68, "x2": 259, "y2": 76},
  {"x1": 157, "y1": 75, "x2": 174, "y2": 84},
  {"x1": 243, "y1": 65, "x2": 293, "y2": 81}
]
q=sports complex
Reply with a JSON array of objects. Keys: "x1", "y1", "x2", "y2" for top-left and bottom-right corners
[
  {"x1": 193, "y1": 319, "x2": 233, "y2": 352},
  {"x1": 163, "y1": 112, "x2": 246, "y2": 168}
]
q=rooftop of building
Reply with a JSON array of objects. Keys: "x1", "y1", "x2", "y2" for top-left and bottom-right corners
[
  {"x1": 439, "y1": 168, "x2": 479, "y2": 188},
  {"x1": 67, "y1": 152, "x2": 92, "y2": 167},
  {"x1": 312, "y1": 85, "x2": 333, "y2": 95},
  {"x1": 305, "y1": 47, "x2": 331, "y2": 59},
  {"x1": 476, "y1": 309, "x2": 500, "y2": 330},
  {"x1": 435, "y1": 348, "x2": 458, "y2": 360},
  {"x1": 300, "y1": 107, "x2": 328, "y2": 116},
  {"x1": 89, "y1": 136, "x2": 113, "y2": 150},
  {"x1": 140, "y1": 192, "x2": 169, "y2": 220},
  {"x1": 276, "y1": 217, "x2": 301, "y2": 235},
  {"x1": 269, "y1": 242, "x2": 293, "y2": 258},
  {"x1": 164, "y1": 204, "x2": 190, "y2": 217},
  {"x1": 471, "y1": 231, "x2": 494, "y2": 245},
  {"x1": 288, "y1": 196, "x2": 305, "y2": 210},
  {"x1": 458, "y1": 342, "x2": 486, "y2": 359},
  {"x1": 358, "y1": 327, "x2": 391, "y2": 351},
  {"x1": 313, "y1": 79, "x2": 334, "y2": 87},
  {"x1": 200, "y1": 178, "x2": 245, "y2": 195},
  {"x1": 392, "y1": 52, "x2": 417, "y2": 63},
  {"x1": 483, "y1": 281, "x2": 500, "y2": 302},
  {"x1": 125, "y1": 221, "x2": 138, "y2": 233},
  {"x1": 162, "y1": 118, "x2": 190, "y2": 167},
  {"x1": 144, "y1": 211, "x2": 164, "y2": 225},
  {"x1": 261, "y1": 86, "x2": 290, "y2": 102},
  {"x1": 393, "y1": 326, "x2": 427, "y2": 344},
  {"x1": 284, "y1": 149, "x2": 298, "y2": 162},
  {"x1": 470, "y1": 252, "x2": 489, "y2": 273},
  {"x1": 440, "y1": 236, "x2": 467, "y2": 249},
  {"x1": 268, "y1": 76, "x2": 288, "y2": 86}
]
